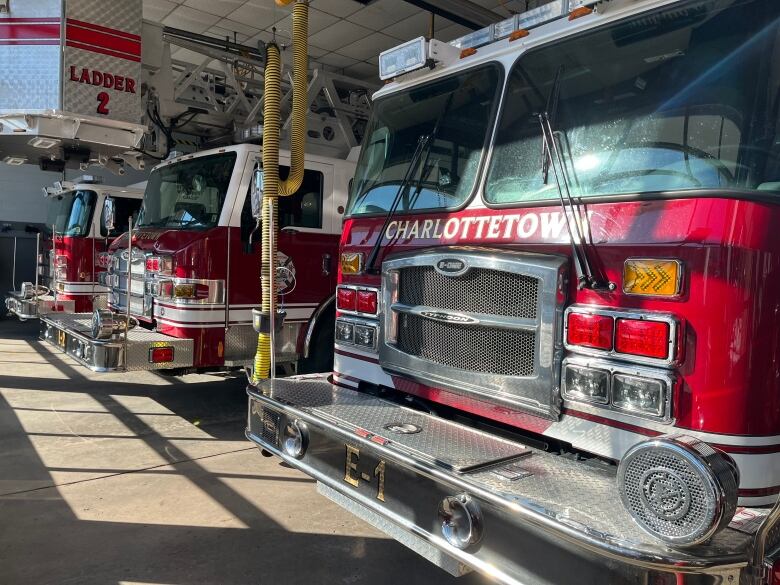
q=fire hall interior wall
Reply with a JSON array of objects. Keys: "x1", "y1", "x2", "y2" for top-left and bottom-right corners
[
  {"x1": 0, "y1": 164, "x2": 148, "y2": 225},
  {"x1": 0, "y1": 163, "x2": 149, "y2": 296}
]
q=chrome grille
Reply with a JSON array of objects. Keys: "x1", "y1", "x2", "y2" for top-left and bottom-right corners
[
  {"x1": 107, "y1": 249, "x2": 150, "y2": 317},
  {"x1": 381, "y1": 248, "x2": 567, "y2": 420},
  {"x1": 397, "y1": 313, "x2": 535, "y2": 377},
  {"x1": 399, "y1": 265, "x2": 538, "y2": 319}
]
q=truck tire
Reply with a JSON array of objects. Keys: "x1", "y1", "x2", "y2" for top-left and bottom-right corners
[{"x1": 297, "y1": 308, "x2": 334, "y2": 375}]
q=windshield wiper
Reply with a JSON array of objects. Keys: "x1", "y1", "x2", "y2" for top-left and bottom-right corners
[
  {"x1": 537, "y1": 68, "x2": 614, "y2": 291},
  {"x1": 364, "y1": 134, "x2": 430, "y2": 275},
  {"x1": 365, "y1": 93, "x2": 455, "y2": 275}
]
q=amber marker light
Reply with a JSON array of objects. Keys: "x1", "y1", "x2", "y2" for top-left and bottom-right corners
[
  {"x1": 623, "y1": 259, "x2": 682, "y2": 297},
  {"x1": 340, "y1": 252, "x2": 364, "y2": 275},
  {"x1": 509, "y1": 29, "x2": 529, "y2": 42},
  {"x1": 569, "y1": 6, "x2": 593, "y2": 20}
]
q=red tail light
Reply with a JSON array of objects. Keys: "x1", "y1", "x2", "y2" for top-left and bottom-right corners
[
  {"x1": 146, "y1": 255, "x2": 173, "y2": 275},
  {"x1": 615, "y1": 318, "x2": 670, "y2": 360},
  {"x1": 357, "y1": 290, "x2": 378, "y2": 314},
  {"x1": 337, "y1": 287, "x2": 357, "y2": 311},
  {"x1": 567, "y1": 312, "x2": 613, "y2": 350},
  {"x1": 149, "y1": 346, "x2": 174, "y2": 363}
]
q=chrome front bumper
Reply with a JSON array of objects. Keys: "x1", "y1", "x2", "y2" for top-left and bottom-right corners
[
  {"x1": 40, "y1": 312, "x2": 194, "y2": 372},
  {"x1": 246, "y1": 375, "x2": 780, "y2": 585},
  {"x1": 5, "y1": 293, "x2": 74, "y2": 320}
]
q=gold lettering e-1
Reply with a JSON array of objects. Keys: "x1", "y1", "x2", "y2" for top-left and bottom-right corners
[{"x1": 344, "y1": 445, "x2": 360, "y2": 487}]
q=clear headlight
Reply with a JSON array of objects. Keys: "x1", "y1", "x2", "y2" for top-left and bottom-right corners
[
  {"x1": 563, "y1": 364, "x2": 609, "y2": 404},
  {"x1": 281, "y1": 420, "x2": 308, "y2": 459},
  {"x1": 612, "y1": 374, "x2": 665, "y2": 417}
]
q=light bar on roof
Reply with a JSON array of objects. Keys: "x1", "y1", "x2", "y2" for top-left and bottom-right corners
[
  {"x1": 450, "y1": 0, "x2": 568, "y2": 51},
  {"x1": 517, "y1": 0, "x2": 567, "y2": 29},
  {"x1": 379, "y1": 37, "x2": 460, "y2": 80},
  {"x1": 379, "y1": 37, "x2": 427, "y2": 80},
  {"x1": 493, "y1": 17, "x2": 517, "y2": 40},
  {"x1": 449, "y1": 25, "x2": 493, "y2": 50}
]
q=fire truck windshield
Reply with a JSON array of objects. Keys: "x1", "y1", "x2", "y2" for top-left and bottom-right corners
[
  {"x1": 48, "y1": 190, "x2": 97, "y2": 237},
  {"x1": 136, "y1": 152, "x2": 236, "y2": 230},
  {"x1": 486, "y1": 0, "x2": 780, "y2": 204},
  {"x1": 347, "y1": 64, "x2": 500, "y2": 216}
]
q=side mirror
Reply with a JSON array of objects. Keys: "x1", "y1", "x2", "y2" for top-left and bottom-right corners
[
  {"x1": 102, "y1": 197, "x2": 116, "y2": 234},
  {"x1": 250, "y1": 167, "x2": 263, "y2": 220}
]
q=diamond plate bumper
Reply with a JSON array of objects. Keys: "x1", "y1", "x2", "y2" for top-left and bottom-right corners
[
  {"x1": 40, "y1": 312, "x2": 194, "y2": 372},
  {"x1": 246, "y1": 375, "x2": 764, "y2": 585},
  {"x1": 5, "y1": 293, "x2": 75, "y2": 321}
]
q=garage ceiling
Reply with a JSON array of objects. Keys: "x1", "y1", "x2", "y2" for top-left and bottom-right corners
[{"x1": 144, "y1": 0, "x2": 530, "y2": 81}]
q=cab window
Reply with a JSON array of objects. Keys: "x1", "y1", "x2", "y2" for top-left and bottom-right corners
[
  {"x1": 241, "y1": 166, "x2": 324, "y2": 239},
  {"x1": 100, "y1": 197, "x2": 143, "y2": 237},
  {"x1": 279, "y1": 166, "x2": 324, "y2": 229}
]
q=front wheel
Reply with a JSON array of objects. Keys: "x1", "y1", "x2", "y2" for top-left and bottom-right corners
[{"x1": 297, "y1": 309, "x2": 334, "y2": 375}]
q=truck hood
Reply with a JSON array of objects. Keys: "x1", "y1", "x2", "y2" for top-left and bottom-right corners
[{"x1": 109, "y1": 228, "x2": 210, "y2": 254}]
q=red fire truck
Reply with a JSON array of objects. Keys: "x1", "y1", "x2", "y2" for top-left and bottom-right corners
[
  {"x1": 5, "y1": 178, "x2": 142, "y2": 320},
  {"x1": 247, "y1": 0, "x2": 780, "y2": 582},
  {"x1": 41, "y1": 144, "x2": 355, "y2": 373}
]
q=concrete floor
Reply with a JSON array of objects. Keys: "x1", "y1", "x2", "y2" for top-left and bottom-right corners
[{"x1": 0, "y1": 318, "x2": 486, "y2": 585}]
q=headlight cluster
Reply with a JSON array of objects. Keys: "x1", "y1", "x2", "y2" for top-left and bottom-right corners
[
  {"x1": 562, "y1": 358, "x2": 672, "y2": 419},
  {"x1": 335, "y1": 319, "x2": 377, "y2": 351}
]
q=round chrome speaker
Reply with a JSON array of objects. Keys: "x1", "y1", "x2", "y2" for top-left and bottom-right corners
[
  {"x1": 617, "y1": 435, "x2": 739, "y2": 546},
  {"x1": 91, "y1": 309, "x2": 115, "y2": 339},
  {"x1": 91, "y1": 310, "x2": 136, "y2": 340}
]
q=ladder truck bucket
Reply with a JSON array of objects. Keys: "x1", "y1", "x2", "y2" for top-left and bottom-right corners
[{"x1": 0, "y1": 0, "x2": 146, "y2": 170}]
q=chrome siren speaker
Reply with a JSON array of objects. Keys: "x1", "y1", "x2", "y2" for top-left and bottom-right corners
[
  {"x1": 617, "y1": 435, "x2": 739, "y2": 546},
  {"x1": 91, "y1": 309, "x2": 137, "y2": 340}
]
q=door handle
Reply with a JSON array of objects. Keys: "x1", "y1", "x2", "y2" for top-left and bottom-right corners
[{"x1": 322, "y1": 253, "x2": 331, "y2": 276}]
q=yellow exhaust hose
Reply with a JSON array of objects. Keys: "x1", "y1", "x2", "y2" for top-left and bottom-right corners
[{"x1": 252, "y1": 0, "x2": 309, "y2": 383}]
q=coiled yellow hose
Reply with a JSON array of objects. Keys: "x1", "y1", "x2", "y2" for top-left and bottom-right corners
[{"x1": 252, "y1": 0, "x2": 308, "y2": 382}]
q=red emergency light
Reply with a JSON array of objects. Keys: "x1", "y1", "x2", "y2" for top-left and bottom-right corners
[
  {"x1": 615, "y1": 318, "x2": 670, "y2": 360},
  {"x1": 567, "y1": 312, "x2": 613, "y2": 350},
  {"x1": 149, "y1": 346, "x2": 174, "y2": 363}
]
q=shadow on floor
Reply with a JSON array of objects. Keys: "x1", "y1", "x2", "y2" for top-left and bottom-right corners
[{"x1": 0, "y1": 318, "x2": 487, "y2": 585}]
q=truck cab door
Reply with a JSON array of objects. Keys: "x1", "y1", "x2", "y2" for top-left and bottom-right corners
[{"x1": 276, "y1": 162, "x2": 338, "y2": 323}]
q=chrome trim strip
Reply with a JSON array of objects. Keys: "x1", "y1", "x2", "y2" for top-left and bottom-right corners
[{"x1": 392, "y1": 302, "x2": 537, "y2": 331}]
